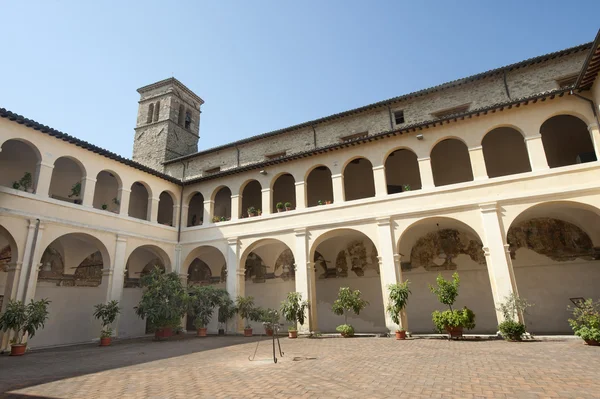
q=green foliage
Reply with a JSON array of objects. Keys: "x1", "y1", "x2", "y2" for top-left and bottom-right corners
[
  {"x1": 247, "y1": 206, "x2": 257, "y2": 214},
  {"x1": 569, "y1": 299, "x2": 600, "y2": 342},
  {"x1": 280, "y1": 292, "x2": 309, "y2": 331},
  {"x1": 496, "y1": 292, "x2": 532, "y2": 322},
  {"x1": 332, "y1": 287, "x2": 369, "y2": 326},
  {"x1": 498, "y1": 320, "x2": 527, "y2": 341},
  {"x1": 12, "y1": 181, "x2": 20, "y2": 190},
  {"x1": 259, "y1": 308, "x2": 280, "y2": 329},
  {"x1": 101, "y1": 204, "x2": 108, "y2": 210},
  {"x1": 218, "y1": 294, "x2": 237, "y2": 327},
  {"x1": 429, "y1": 273, "x2": 460, "y2": 310},
  {"x1": 188, "y1": 286, "x2": 227, "y2": 329},
  {"x1": 112, "y1": 197, "x2": 120, "y2": 205},
  {"x1": 431, "y1": 307, "x2": 476, "y2": 333},
  {"x1": 317, "y1": 200, "x2": 324, "y2": 205},
  {"x1": 284, "y1": 202, "x2": 292, "y2": 208},
  {"x1": 69, "y1": 181, "x2": 81, "y2": 198},
  {"x1": 236, "y1": 296, "x2": 256, "y2": 328},
  {"x1": 276, "y1": 202, "x2": 284, "y2": 209},
  {"x1": 386, "y1": 281, "x2": 411, "y2": 328},
  {"x1": 0, "y1": 299, "x2": 50, "y2": 344},
  {"x1": 93, "y1": 300, "x2": 120, "y2": 337},
  {"x1": 134, "y1": 267, "x2": 189, "y2": 331},
  {"x1": 402, "y1": 184, "x2": 411, "y2": 192},
  {"x1": 336, "y1": 324, "x2": 355, "y2": 337},
  {"x1": 19, "y1": 172, "x2": 33, "y2": 191}
]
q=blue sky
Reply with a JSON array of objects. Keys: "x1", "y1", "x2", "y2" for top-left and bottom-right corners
[{"x1": 1, "y1": 1, "x2": 599, "y2": 158}]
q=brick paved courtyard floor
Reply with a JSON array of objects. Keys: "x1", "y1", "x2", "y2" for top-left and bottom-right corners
[{"x1": 1, "y1": 335, "x2": 599, "y2": 399}]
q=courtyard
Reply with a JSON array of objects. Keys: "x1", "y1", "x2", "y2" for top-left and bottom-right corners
[{"x1": 1, "y1": 335, "x2": 598, "y2": 398}]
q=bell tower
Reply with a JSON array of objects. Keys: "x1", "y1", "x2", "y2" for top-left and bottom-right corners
[{"x1": 132, "y1": 78, "x2": 203, "y2": 171}]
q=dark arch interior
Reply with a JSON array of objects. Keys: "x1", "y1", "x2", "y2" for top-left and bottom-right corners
[
  {"x1": 540, "y1": 115, "x2": 597, "y2": 168},
  {"x1": 385, "y1": 149, "x2": 422, "y2": 194},
  {"x1": 431, "y1": 139, "x2": 473, "y2": 186},
  {"x1": 344, "y1": 158, "x2": 375, "y2": 201},
  {"x1": 482, "y1": 128, "x2": 531, "y2": 178}
]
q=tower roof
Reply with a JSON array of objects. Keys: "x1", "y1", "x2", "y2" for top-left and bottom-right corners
[{"x1": 137, "y1": 77, "x2": 204, "y2": 105}]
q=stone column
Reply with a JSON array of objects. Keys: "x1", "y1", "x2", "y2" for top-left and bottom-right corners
[
  {"x1": 174, "y1": 244, "x2": 183, "y2": 275},
  {"x1": 468, "y1": 146, "x2": 488, "y2": 180},
  {"x1": 172, "y1": 204, "x2": 181, "y2": 228},
  {"x1": 34, "y1": 161, "x2": 54, "y2": 197},
  {"x1": 372, "y1": 165, "x2": 387, "y2": 197},
  {"x1": 261, "y1": 188, "x2": 271, "y2": 215},
  {"x1": 23, "y1": 218, "x2": 46, "y2": 305},
  {"x1": 19, "y1": 220, "x2": 45, "y2": 304},
  {"x1": 294, "y1": 181, "x2": 306, "y2": 210},
  {"x1": 376, "y1": 217, "x2": 402, "y2": 333},
  {"x1": 104, "y1": 235, "x2": 127, "y2": 306},
  {"x1": 417, "y1": 157, "x2": 435, "y2": 189},
  {"x1": 294, "y1": 228, "x2": 313, "y2": 333},
  {"x1": 81, "y1": 177, "x2": 96, "y2": 207},
  {"x1": 178, "y1": 273, "x2": 189, "y2": 332},
  {"x1": 479, "y1": 202, "x2": 520, "y2": 324},
  {"x1": 524, "y1": 135, "x2": 549, "y2": 171},
  {"x1": 148, "y1": 197, "x2": 159, "y2": 222},
  {"x1": 230, "y1": 194, "x2": 241, "y2": 220},
  {"x1": 331, "y1": 173, "x2": 344, "y2": 203},
  {"x1": 306, "y1": 261, "x2": 319, "y2": 332},
  {"x1": 588, "y1": 123, "x2": 600, "y2": 159},
  {"x1": 0, "y1": 262, "x2": 23, "y2": 351},
  {"x1": 118, "y1": 188, "x2": 130, "y2": 216},
  {"x1": 225, "y1": 238, "x2": 244, "y2": 332},
  {"x1": 180, "y1": 205, "x2": 189, "y2": 228},
  {"x1": 203, "y1": 200, "x2": 214, "y2": 224}
]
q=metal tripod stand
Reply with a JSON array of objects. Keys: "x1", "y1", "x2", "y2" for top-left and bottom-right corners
[{"x1": 248, "y1": 322, "x2": 284, "y2": 363}]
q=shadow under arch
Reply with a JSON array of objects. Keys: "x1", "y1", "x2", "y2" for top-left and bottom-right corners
[{"x1": 0, "y1": 138, "x2": 42, "y2": 192}]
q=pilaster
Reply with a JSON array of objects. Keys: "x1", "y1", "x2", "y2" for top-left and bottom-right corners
[
  {"x1": 375, "y1": 216, "x2": 401, "y2": 333},
  {"x1": 294, "y1": 181, "x2": 306, "y2": 210},
  {"x1": 417, "y1": 157, "x2": 435, "y2": 189},
  {"x1": 81, "y1": 177, "x2": 96, "y2": 207},
  {"x1": 372, "y1": 165, "x2": 387, "y2": 197},
  {"x1": 261, "y1": 188, "x2": 271, "y2": 216},
  {"x1": 203, "y1": 200, "x2": 214, "y2": 224},
  {"x1": 588, "y1": 123, "x2": 600, "y2": 160},
  {"x1": 34, "y1": 161, "x2": 54, "y2": 197},
  {"x1": 331, "y1": 173, "x2": 344, "y2": 203},
  {"x1": 293, "y1": 228, "x2": 312, "y2": 333},
  {"x1": 231, "y1": 194, "x2": 241, "y2": 220},
  {"x1": 117, "y1": 188, "x2": 130, "y2": 216},
  {"x1": 172, "y1": 204, "x2": 181, "y2": 228},
  {"x1": 524, "y1": 134, "x2": 549, "y2": 171},
  {"x1": 468, "y1": 146, "x2": 488, "y2": 180},
  {"x1": 149, "y1": 197, "x2": 160, "y2": 222}
]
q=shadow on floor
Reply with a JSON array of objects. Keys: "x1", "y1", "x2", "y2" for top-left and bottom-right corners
[{"x1": 0, "y1": 334, "x2": 269, "y2": 395}]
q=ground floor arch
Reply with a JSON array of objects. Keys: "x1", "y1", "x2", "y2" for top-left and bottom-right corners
[
  {"x1": 397, "y1": 217, "x2": 497, "y2": 333},
  {"x1": 507, "y1": 201, "x2": 600, "y2": 333}
]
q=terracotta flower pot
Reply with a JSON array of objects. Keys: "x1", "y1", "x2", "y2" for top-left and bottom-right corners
[
  {"x1": 244, "y1": 328, "x2": 253, "y2": 337},
  {"x1": 277, "y1": 208, "x2": 283, "y2": 213},
  {"x1": 288, "y1": 330, "x2": 298, "y2": 339},
  {"x1": 395, "y1": 331, "x2": 407, "y2": 340},
  {"x1": 445, "y1": 325, "x2": 463, "y2": 338},
  {"x1": 197, "y1": 328, "x2": 207, "y2": 337},
  {"x1": 285, "y1": 207, "x2": 292, "y2": 211},
  {"x1": 265, "y1": 328, "x2": 274, "y2": 336},
  {"x1": 100, "y1": 337, "x2": 111, "y2": 346},
  {"x1": 326, "y1": 201, "x2": 332, "y2": 205},
  {"x1": 154, "y1": 327, "x2": 173, "y2": 340},
  {"x1": 584, "y1": 339, "x2": 600, "y2": 346},
  {"x1": 10, "y1": 344, "x2": 26, "y2": 356},
  {"x1": 248, "y1": 212, "x2": 256, "y2": 217}
]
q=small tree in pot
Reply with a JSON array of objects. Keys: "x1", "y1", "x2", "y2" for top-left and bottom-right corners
[
  {"x1": 386, "y1": 281, "x2": 411, "y2": 340},
  {"x1": 332, "y1": 287, "x2": 369, "y2": 337},
  {"x1": 188, "y1": 285, "x2": 226, "y2": 337},
  {"x1": 0, "y1": 298, "x2": 50, "y2": 356},
  {"x1": 134, "y1": 267, "x2": 189, "y2": 340},
  {"x1": 236, "y1": 296, "x2": 256, "y2": 336},
  {"x1": 19, "y1": 172, "x2": 34, "y2": 193},
  {"x1": 217, "y1": 295, "x2": 237, "y2": 335},
  {"x1": 569, "y1": 299, "x2": 600, "y2": 346},
  {"x1": 280, "y1": 292, "x2": 309, "y2": 338},
  {"x1": 284, "y1": 202, "x2": 292, "y2": 211},
  {"x1": 276, "y1": 202, "x2": 284, "y2": 212},
  {"x1": 260, "y1": 308, "x2": 280, "y2": 336},
  {"x1": 429, "y1": 272, "x2": 475, "y2": 338},
  {"x1": 247, "y1": 206, "x2": 257, "y2": 217},
  {"x1": 496, "y1": 292, "x2": 532, "y2": 341},
  {"x1": 93, "y1": 300, "x2": 120, "y2": 346}
]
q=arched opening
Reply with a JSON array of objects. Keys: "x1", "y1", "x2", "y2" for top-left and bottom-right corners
[
  {"x1": 157, "y1": 191, "x2": 175, "y2": 226},
  {"x1": 32, "y1": 233, "x2": 110, "y2": 348},
  {"x1": 121, "y1": 245, "x2": 171, "y2": 337},
  {"x1": 311, "y1": 229, "x2": 384, "y2": 333},
  {"x1": 129, "y1": 182, "x2": 150, "y2": 220},
  {"x1": 213, "y1": 187, "x2": 232, "y2": 222},
  {"x1": 241, "y1": 239, "x2": 295, "y2": 332},
  {"x1": 482, "y1": 127, "x2": 531, "y2": 178},
  {"x1": 431, "y1": 139, "x2": 473, "y2": 187},
  {"x1": 241, "y1": 180, "x2": 262, "y2": 218},
  {"x1": 385, "y1": 149, "x2": 422, "y2": 194},
  {"x1": 397, "y1": 217, "x2": 496, "y2": 333},
  {"x1": 343, "y1": 158, "x2": 375, "y2": 201},
  {"x1": 0, "y1": 224, "x2": 19, "y2": 312},
  {"x1": 540, "y1": 115, "x2": 597, "y2": 168},
  {"x1": 183, "y1": 246, "x2": 227, "y2": 332},
  {"x1": 0, "y1": 139, "x2": 41, "y2": 193},
  {"x1": 93, "y1": 171, "x2": 121, "y2": 212},
  {"x1": 187, "y1": 192, "x2": 204, "y2": 227},
  {"x1": 49, "y1": 157, "x2": 85, "y2": 204},
  {"x1": 306, "y1": 166, "x2": 333, "y2": 207},
  {"x1": 271, "y1": 174, "x2": 296, "y2": 212},
  {"x1": 507, "y1": 202, "x2": 600, "y2": 333}
]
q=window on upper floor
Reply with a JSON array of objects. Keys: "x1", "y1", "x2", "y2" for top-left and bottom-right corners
[
  {"x1": 153, "y1": 101, "x2": 160, "y2": 122},
  {"x1": 146, "y1": 103, "x2": 154, "y2": 124},
  {"x1": 431, "y1": 104, "x2": 471, "y2": 119},
  {"x1": 265, "y1": 151, "x2": 286, "y2": 160},
  {"x1": 394, "y1": 110, "x2": 405, "y2": 125},
  {"x1": 185, "y1": 111, "x2": 192, "y2": 129},
  {"x1": 204, "y1": 166, "x2": 221, "y2": 175},
  {"x1": 178, "y1": 104, "x2": 185, "y2": 126},
  {"x1": 555, "y1": 74, "x2": 578, "y2": 88},
  {"x1": 339, "y1": 131, "x2": 368, "y2": 143}
]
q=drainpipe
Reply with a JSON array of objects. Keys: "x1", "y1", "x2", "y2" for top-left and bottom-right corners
[
  {"x1": 312, "y1": 125, "x2": 317, "y2": 148},
  {"x1": 503, "y1": 70, "x2": 511, "y2": 100},
  {"x1": 570, "y1": 90, "x2": 600, "y2": 126},
  {"x1": 177, "y1": 162, "x2": 186, "y2": 243},
  {"x1": 387, "y1": 104, "x2": 394, "y2": 130}
]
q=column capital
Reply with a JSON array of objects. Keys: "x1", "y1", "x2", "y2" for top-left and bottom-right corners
[
  {"x1": 102, "y1": 269, "x2": 114, "y2": 277},
  {"x1": 482, "y1": 246, "x2": 491, "y2": 256},
  {"x1": 331, "y1": 173, "x2": 343, "y2": 179},
  {"x1": 117, "y1": 188, "x2": 131, "y2": 193},
  {"x1": 203, "y1": 200, "x2": 215, "y2": 205},
  {"x1": 181, "y1": 204, "x2": 189, "y2": 209},
  {"x1": 231, "y1": 194, "x2": 241, "y2": 199},
  {"x1": 393, "y1": 254, "x2": 401, "y2": 266},
  {"x1": 5, "y1": 262, "x2": 22, "y2": 272},
  {"x1": 524, "y1": 134, "x2": 543, "y2": 141},
  {"x1": 227, "y1": 237, "x2": 239, "y2": 246},
  {"x1": 150, "y1": 197, "x2": 160, "y2": 203},
  {"x1": 294, "y1": 227, "x2": 308, "y2": 237},
  {"x1": 82, "y1": 177, "x2": 96, "y2": 183},
  {"x1": 306, "y1": 261, "x2": 316, "y2": 271},
  {"x1": 588, "y1": 122, "x2": 599, "y2": 132},
  {"x1": 417, "y1": 157, "x2": 431, "y2": 162},
  {"x1": 479, "y1": 202, "x2": 499, "y2": 213},
  {"x1": 37, "y1": 161, "x2": 55, "y2": 169},
  {"x1": 178, "y1": 273, "x2": 188, "y2": 280},
  {"x1": 376, "y1": 255, "x2": 383, "y2": 266},
  {"x1": 236, "y1": 269, "x2": 246, "y2": 277},
  {"x1": 261, "y1": 188, "x2": 271, "y2": 193},
  {"x1": 468, "y1": 145, "x2": 483, "y2": 152},
  {"x1": 372, "y1": 165, "x2": 385, "y2": 171},
  {"x1": 116, "y1": 235, "x2": 128, "y2": 243},
  {"x1": 294, "y1": 181, "x2": 305, "y2": 186},
  {"x1": 503, "y1": 243, "x2": 512, "y2": 255},
  {"x1": 375, "y1": 216, "x2": 392, "y2": 226}
]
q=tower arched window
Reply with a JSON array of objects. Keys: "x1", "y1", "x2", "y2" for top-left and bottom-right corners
[
  {"x1": 153, "y1": 101, "x2": 160, "y2": 122},
  {"x1": 178, "y1": 104, "x2": 185, "y2": 126},
  {"x1": 146, "y1": 103, "x2": 154, "y2": 123},
  {"x1": 185, "y1": 111, "x2": 191, "y2": 129}
]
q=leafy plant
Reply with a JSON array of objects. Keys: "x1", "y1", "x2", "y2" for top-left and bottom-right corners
[
  {"x1": 432, "y1": 307, "x2": 475, "y2": 333},
  {"x1": 101, "y1": 204, "x2": 108, "y2": 210},
  {"x1": 402, "y1": 184, "x2": 411, "y2": 192},
  {"x1": 93, "y1": 300, "x2": 120, "y2": 338},
  {"x1": 134, "y1": 267, "x2": 189, "y2": 333},
  {"x1": 188, "y1": 285, "x2": 227, "y2": 329},
  {"x1": 317, "y1": 200, "x2": 324, "y2": 205},
  {"x1": 12, "y1": 181, "x2": 20, "y2": 189},
  {"x1": 236, "y1": 296, "x2": 256, "y2": 329},
  {"x1": 429, "y1": 272, "x2": 460, "y2": 311},
  {"x1": 498, "y1": 320, "x2": 527, "y2": 341},
  {"x1": 19, "y1": 172, "x2": 33, "y2": 191},
  {"x1": 336, "y1": 324, "x2": 355, "y2": 337},
  {"x1": 386, "y1": 281, "x2": 411, "y2": 331},
  {"x1": 112, "y1": 197, "x2": 120, "y2": 205},
  {"x1": 284, "y1": 202, "x2": 292, "y2": 208},
  {"x1": 0, "y1": 299, "x2": 50, "y2": 345},
  {"x1": 496, "y1": 293, "x2": 532, "y2": 341},
  {"x1": 217, "y1": 295, "x2": 237, "y2": 331},
  {"x1": 332, "y1": 287, "x2": 369, "y2": 334},
  {"x1": 260, "y1": 308, "x2": 280, "y2": 330},
  {"x1": 247, "y1": 206, "x2": 257, "y2": 215},
  {"x1": 280, "y1": 292, "x2": 309, "y2": 332},
  {"x1": 276, "y1": 202, "x2": 284, "y2": 210},
  {"x1": 69, "y1": 181, "x2": 81, "y2": 198},
  {"x1": 212, "y1": 216, "x2": 221, "y2": 223},
  {"x1": 569, "y1": 299, "x2": 600, "y2": 343}
]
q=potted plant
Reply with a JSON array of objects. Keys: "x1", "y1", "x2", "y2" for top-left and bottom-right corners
[
  {"x1": 276, "y1": 202, "x2": 284, "y2": 213},
  {"x1": 386, "y1": 281, "x2": 411, "y2": 340},
  {"x1": 212, "y1": 216, "x2": 221, "y2": 223},
  {"x1": 317, "y1": 200, "x2": 324, "y2": 205},
  {"x1": 217, "y1": 295, "x2": 237, "y2": 335},
  {"x1": 325, "y1": 200, "x2": 332, "y2": 204},
  {"x1": 188, "y1": 285, "x2": 226, "y2": 337},
  {"x1": 12, "y1": 181, "x2": 20, "y2": 190},
  {"x1": 112, "y1": 197, "x2": 120, "y2": 206},
  {"x1": 101, "y1": 204, "x2": 108, "y2": 210},
  {"x1": 260, "y1": 308, "x2": 279, "y2": 336},
  {"x1": 284, "y1": 202, "x2": 292, "y2": 211},
  {"x1": 69, "y1": 181, "x2": 81, "y2": 200},
  {"x1": 257, "y1": 209, "x2": 262, "y2": 216},
  {"x1": 236, "y1": 296, "x2": 256, "y2": 337},
  {"x1": 569, "y1": 299, "x2": 600, "y2": 346},
  {"x1": 402, "y1": 184, "x2": 411, "y2": 192},
  {"x1": 429, "y1": 272, "x2": 475, "y2": 338},
  {"x1": 0, "y1": 298, "x2": 50, "y2": 356},
  {"x1": 332, "y1": 287, "x2": 369, "y2": 337},
  {"x1": 19, "y1": 172, "x2": 34, "y2": 193},
  {"x1": 247, "y1": 206, "x2": 257, "y2": 217},
  {"x1": 280, "y1": 292, "x2": 309, "y2": 338},
  {"x1": 496, "y1": 293, "x2": 532, "y2": 341},
  {"x1": 134, "y1": 266, "x2": 189, "y2": 340},
  {"x1": 93, "y1": 300, "x2": 120, "y2": 346}
]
